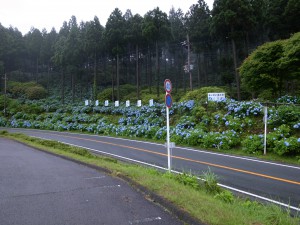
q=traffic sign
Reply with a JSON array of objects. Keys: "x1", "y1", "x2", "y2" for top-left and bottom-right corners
[
  {"x1": 165, "y1": 93, "x2": 173, "y2": 108},
  {"x1": 164, "y1": 79, "x2": 172, "y2": 93},
  {"x1": 164, "y1": 79, "x2": 173, "y2": 172}
]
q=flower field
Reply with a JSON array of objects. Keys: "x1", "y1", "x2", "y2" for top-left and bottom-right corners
[{"x1": 1, "y1": 96, "x2": 299, "y2": 157}]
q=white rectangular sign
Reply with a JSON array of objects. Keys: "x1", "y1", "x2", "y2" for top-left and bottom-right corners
[
  {"x1": 104, "y1": 100, "x2": 109, "y2": 106},
  {"x1": 126, "y1": 100, "x2": 130, "y2": 107},
  {"x1": 85, "y1": 100, "x2": 89, "y2": 106},
  {"x1": 115, "y1": 101, "x2": 119, "y2": 107},
  {"x1": 95, "y1": 100, "x2": 99, "y2": 106},
  {"x1": 208, "y1": 93, "x2": 226, "y2": 102},
  {"x1": 149, "y1": 99, "x2": 154, "y2": 107},
  {"x1": 137, "y1": 100, "x2": 142, "y2": 107}
]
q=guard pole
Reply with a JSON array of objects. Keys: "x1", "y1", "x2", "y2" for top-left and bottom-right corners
[
  {"x1": 166, "y1": 104, "x2": 171, "y2": 172},
  {"x1": 263, "y1": 106, "x2": 268, "y2": 155}
]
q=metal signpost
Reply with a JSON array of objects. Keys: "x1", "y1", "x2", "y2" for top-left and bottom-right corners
[
  {"x1": 263, "y1": 106, "x2": 268, "y2": 155},
  {"x1": 164, "y1": 79, "x2": 172, "y2": 172}
]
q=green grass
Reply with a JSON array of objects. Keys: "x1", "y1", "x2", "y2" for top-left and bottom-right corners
[{"x1": 1, "y1": 131, "x2": 299, "y2": 225}]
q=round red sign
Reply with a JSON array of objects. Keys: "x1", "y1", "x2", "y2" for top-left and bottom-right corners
[
  {"x1": 164, "y1": 79, "x2": 172, "y2": 93},
  {"x1": 165, "y1": 93, "x2": 173, "y2": 108}
]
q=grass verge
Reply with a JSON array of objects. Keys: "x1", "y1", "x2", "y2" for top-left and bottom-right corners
[{"x1": 1, "y1": 130, "x2": 299, "y2": 225}]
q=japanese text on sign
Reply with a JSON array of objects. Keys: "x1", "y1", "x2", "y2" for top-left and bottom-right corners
[{"x1": 207, "y1": 93, "x2": 226, "y2": 102}]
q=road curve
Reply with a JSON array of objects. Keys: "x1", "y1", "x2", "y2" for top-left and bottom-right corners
[
  {"x1": 0, "y1": 137, "x2": 185, "y2": 225},
  {"x1": 2, "y1": 128, "x2": 300, "y2": 211}
]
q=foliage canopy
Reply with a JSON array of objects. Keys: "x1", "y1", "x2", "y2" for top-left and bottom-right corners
[{"x1": 240, "y1": 32, "x2": 300, "y2": 98}]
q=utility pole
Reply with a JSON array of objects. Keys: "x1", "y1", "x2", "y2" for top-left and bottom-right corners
[
  {"x1": 181, "y1": 35, "x2": 193, "y2": 91},
  {"x1": 2, "y1": 73, "x2": 7, "y2": 117},
  {"x1": 187, "y1": 34, "x2": 192, "y2": 91}
]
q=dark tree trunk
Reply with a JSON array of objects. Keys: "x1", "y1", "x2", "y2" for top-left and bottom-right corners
[
  {"x1": 61, "y1": 69, "x2": 65, "y2": 105},
  {"x1": 71, "y1": 69, "x2": 75, "y2": 103},
  {"x1": 93, "y1": 54, "x2": 97, "y2": 100},
  {"x1": 155, "y1": 41, "x2": 160, "y2": 97},
  {"x1": 117, "y1": 53, "x2": 120, "y2": 101},
  {"x1": 112, "y1": 60, "x2": 115, "y2": 102},
  {"x1": 231, "y1": 36, "x2": 241, "y2": 100},
  {"x1": 197, "y1": 53, "x2": 200, "y2": 87},
  {"x1": 149, "y1": 46, "x2": 152, "y2": 94},
  {"x1": 36, "y1": 58, "x2": 39, "y2": 83}
]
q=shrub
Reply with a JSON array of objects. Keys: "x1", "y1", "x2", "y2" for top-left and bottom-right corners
[
  {"x1": 140, "y1": 93, "x2": 163, "y2": 104},
  {"x1": 25, "y1": 86, "x2": 47, "y2": 100},
  {"x1": 214, "y1": 190, "x2": 234, "y2": 204},
  {"x1": 273, "y1": 137, "x2": 300, "y2": 156},
  {"x1": 97, "y1": 84, "x2": 136, "y2": 102},
  {"x1": 202, "y1": 168, "x2": 221, "y2": 194},
  {"x1": 180, "y1": 86, "x2": 226, "y2": 102},
  {"x1": 242, "y1": 135, "x2": 264, "y2": 154},
  {"x1": 8, "y1": 81, "x2": 47, "y2": 100},
  {"x1": 174, "y1": 172, "x2": 201, "y2": 190},
  {"x1": 201, "y1": 130, "x2": 239, "y2": 150},
  {"x1": 8, "y1": 81, "x2": 27, "y2": 97},
  {"x1": 20, "y1": 104, "x2": 43, "y2": 114},
  {"x1": 191, "y1": 105, "x2": 207, "y2": 120},
  {"x1": 0, "y1": 95, "x2": 21, "y2": 115},
  {"x1": 266, "y1": 125, "x2": 291, "y2": 150},
  {"x1": 0, "y1": 117, "x2": 7, "y2": 126},
  {"x1": 276, "y1": 95, "x2": 300, "y2": 104},
  {"x1": 269, "y1": 105, "x2": 300, "y2": 127},
  {"x1": 0, "y1": 130, "x2": 8, "y2": 135},
  {"x1": 119, "y1": 84, "x2": 136, "y2": 98},
  {"x1": 97, "y1": 88, "x2": 114, "y2": 102},
  {"x1": 258, "y1": 89, "x2": 274, "y2": 100},
  {"x1": 138, "y1": 87, "x2": 168, "y2": 103},
  {"x1": 187, "y1": 130, "x2": 205, "y2": 146},
  {"x1": 226, "y1": 100, "x2": 263, "y2": 118}
]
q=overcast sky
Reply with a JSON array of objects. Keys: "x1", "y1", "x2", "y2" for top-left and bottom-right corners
[{"x1": 0, "y1": 0, "x2": 214, "y2": 35}]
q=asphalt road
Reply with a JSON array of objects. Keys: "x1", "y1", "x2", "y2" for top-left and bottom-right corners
[
  {"x1": 2, "y1": 128, "x2": 300, "y2": 211},
  {"x1": 0, "y1": 137, "x2": 184, "y2": 225}
]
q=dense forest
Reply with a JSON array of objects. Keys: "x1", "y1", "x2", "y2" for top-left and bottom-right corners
[{"x1": 0, "y1": 0, "x2": 299, "y2": 103}]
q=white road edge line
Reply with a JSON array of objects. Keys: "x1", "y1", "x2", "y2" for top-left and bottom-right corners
[
  {"x1": 20, "y1": 128, "x2": 300, "y2": 170},
  {"x1": 216, "y1": 183, "x2": 300, "y2": 212},
  {"x1": 30, "y1": 135, "x2": 300, "y2": 212},
  {"x1": 85, "y1": 176, "x2": 106, "y2": 180},
  {"x1": 129, "y1": 216, "x2": 162, "y2": 224}
]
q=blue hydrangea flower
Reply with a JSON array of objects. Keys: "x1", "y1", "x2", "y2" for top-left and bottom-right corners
[{"x1": 293, "y1": 123, "x2": 300, "y2": 129}]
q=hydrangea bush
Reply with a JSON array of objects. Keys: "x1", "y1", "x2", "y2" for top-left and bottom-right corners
[{"x1": 0, "y1": 97, "x2": 299, "y2": 156}]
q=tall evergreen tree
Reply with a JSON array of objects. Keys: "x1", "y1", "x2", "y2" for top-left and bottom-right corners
[
  {"x1": 284, "y1": 0, "x2": 300, "y2": 35},
  {"x1": 168, "y1": 7, "x2": 186, "y2": 90},
  {"x1": 24, "y1": 28, "x2": 43, "y2": 80},
  {"x1": 84, "y1": 16, "x2": 104, "y2": 100},
  {"x1": 142, "y1": 7, "x2": 171, "y2": 97},
  {"x1": 53, "y1": 21, "x2": 70, "y2": 105},
  {"x1": 266, "y1": 0, "x2": 289, "y2": 40},
  {"x1": 211, "y1": 0, "x2": 255, "y2": 100},
  {"x1": 105, "y1": 8, "x2": 126, "y2": 101},
  {"x1": 65, "y1": 16, "x2": 82, "y2": 103},
  {"x1": 125, "y1": 13, "x2": 144, "y2": 99},
  {"x1": 185, "y1": 0, "x2": 211, "y2": 87}
]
